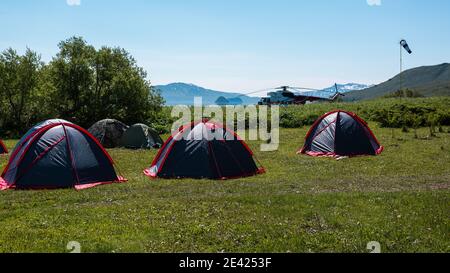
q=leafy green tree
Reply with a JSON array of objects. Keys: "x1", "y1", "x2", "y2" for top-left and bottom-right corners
[
  {"x1": 48, "y1": 37, "x2": 95, "y2": 124},
  {"x1": 49, "y1": 37, "x2": 164, "y2": 127},
  {"x1": 0, "y1": 48, "x2": 44, "y2": 135}
]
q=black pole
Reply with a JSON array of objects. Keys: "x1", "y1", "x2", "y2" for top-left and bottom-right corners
[{"x1": 400, "y1": 43, "x2": 404, "y2": 97}]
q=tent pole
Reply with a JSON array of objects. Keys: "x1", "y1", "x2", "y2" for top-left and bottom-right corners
[{"x1": 62, "y1": 124, "x2": 80, "y2": 187}]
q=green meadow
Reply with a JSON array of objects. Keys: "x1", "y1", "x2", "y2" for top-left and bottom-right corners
[{"x1": 0, "y1": 125, "x2": 448, "y2": 253}]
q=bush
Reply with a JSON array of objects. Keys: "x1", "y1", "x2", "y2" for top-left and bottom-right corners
[
  {"x1": 276, "y1": 98, "x2": 450, "y2": 129},
  {"x1": 123, "y1": 98, "x2": 450, "y2": 134}
]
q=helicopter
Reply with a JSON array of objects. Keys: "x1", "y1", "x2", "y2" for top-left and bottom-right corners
[{"x1": 255, "y1": 84, "x2": 344, "y2": 105}]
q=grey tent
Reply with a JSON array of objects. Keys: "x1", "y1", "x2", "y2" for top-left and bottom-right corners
[
  {"x1": 0, "y1": 119, "x2": 126, "y2": 191},
  {"x1": 88, "y1": 119, "x2": 129, "y2": 148},
  {"x1": 298, "y1": 110, "x2": 384, "y2": 157},
  {"x1": 121, "y1": 123, "x2": 163, "y2": 149},
  {"x1": 144, "y1": 119, "x2": 265, "y2": 179}
]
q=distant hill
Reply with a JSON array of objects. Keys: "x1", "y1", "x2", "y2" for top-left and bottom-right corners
[
  {"x1": 345, "y1": 63, "x2": 450, "y2": 101},
  {"x1": 155, "y1": 83, "x2": 260, "y2": 105},
  {"x1": 215, "y1": 96, "x2": 244, "y2": 106}
]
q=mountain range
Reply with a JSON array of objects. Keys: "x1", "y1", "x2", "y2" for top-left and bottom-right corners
[
  {"x1": 155, "y1": 83, "x2": 370, "y2": 105},
  {"x1": 300, "y1": 83, "x2": 372, "y2": 99},
  {"x1": 155, "y1": 63, "x2": 450, "y2": 105},
  {"x1": 154, "y1": 83, "x2": 260, "y2": 105}
]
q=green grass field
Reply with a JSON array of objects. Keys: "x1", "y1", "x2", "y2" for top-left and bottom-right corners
[{"x1": 0, "y1": 125, "x2": 449, "y2": 253}]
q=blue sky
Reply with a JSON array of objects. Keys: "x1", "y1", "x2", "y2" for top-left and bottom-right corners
[{"x1": 1, "y1": 0, "x2": 449, "y2": 93}]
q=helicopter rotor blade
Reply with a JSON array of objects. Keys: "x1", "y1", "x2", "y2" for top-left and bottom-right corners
[
  {"x1": 290, "y1": 87, "x2": 323, "y2": 91},
  {"x1": 234, "y1": 87, "x2": 279, "y2": 97}
]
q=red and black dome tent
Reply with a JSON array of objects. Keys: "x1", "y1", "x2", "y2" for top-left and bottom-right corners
[
  {"x1": 299, "y1": 110, "x2": 383, "y2": 157},
  {"x1": 0, "y1": 140, "x2": 7, "y2": 155},
  {"x1": 0, "y1": 119, "x2": 126, "y2": 191},
  {"x1": 145, "y1": 120, "x2": 265, "y2": 180}
]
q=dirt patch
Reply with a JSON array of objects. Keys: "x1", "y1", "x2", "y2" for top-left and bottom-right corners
[{"x1": 429, "y1": 183, "x2": 450, "y2": 190}]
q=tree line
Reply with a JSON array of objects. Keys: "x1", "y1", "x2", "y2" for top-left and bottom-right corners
[{"x1": 0, "y1": 37, "x2": 164, "y2": 137}]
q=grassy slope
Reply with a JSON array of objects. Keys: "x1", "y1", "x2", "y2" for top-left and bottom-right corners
[
  {"x1": 0, "y1": 126, "x2": 449, "y2": 253},
  {"x1": 345, "y1": 63, "x2": 450, "y2": 101}
]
